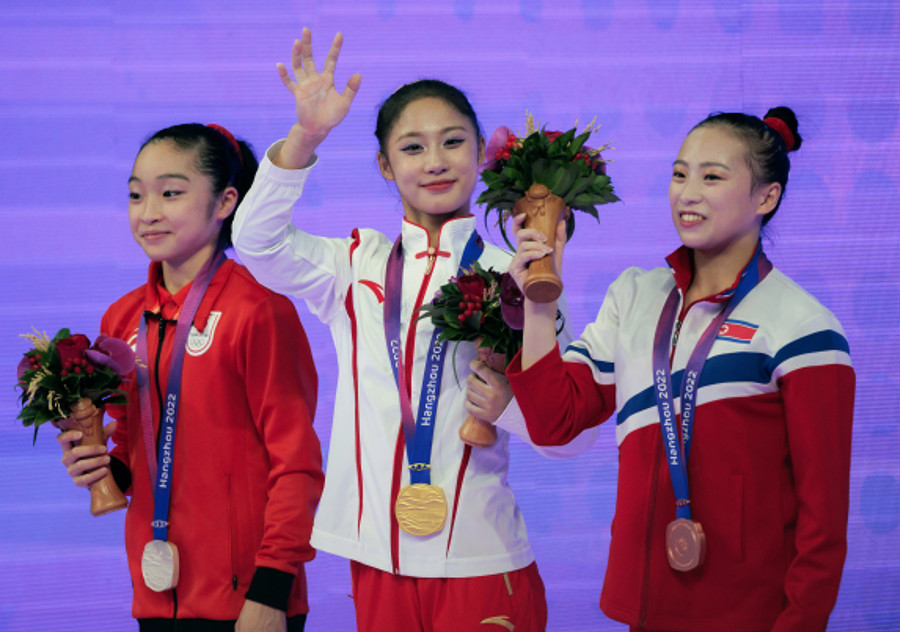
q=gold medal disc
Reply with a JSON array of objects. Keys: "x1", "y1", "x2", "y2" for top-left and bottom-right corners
[{"x1": 395, "y1": 483, "x2": 447, "y2": 536}]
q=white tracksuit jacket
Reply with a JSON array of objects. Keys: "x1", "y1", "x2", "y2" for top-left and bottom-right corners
[{"x1": 233, "y1": 144, "x2": 596, "y2": 578}]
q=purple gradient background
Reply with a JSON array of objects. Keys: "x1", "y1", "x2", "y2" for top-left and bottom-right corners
[{"x1": 1, "y1": 2, "x2": 897, "y2": 630}]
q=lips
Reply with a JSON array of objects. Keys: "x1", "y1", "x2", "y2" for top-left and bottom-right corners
[
  {"x1": 422, "y1": 180, "x2": 454, "y2": 192},
  {"x1": 678, "y1": 211, "x2": 706, "y2": 226},
  {"x1": 141, "y1": 230, "x2": 170, "y2": 241}
]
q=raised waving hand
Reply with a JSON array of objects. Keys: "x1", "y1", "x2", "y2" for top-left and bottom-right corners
[{"x1": 275, "y1": 28, "x2": 362, "y2": 169}]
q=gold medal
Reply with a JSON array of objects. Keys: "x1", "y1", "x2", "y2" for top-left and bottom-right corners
[
  {"x1": 666, "y1": 518, "x2": 707, "y2": 572},
  {"x1": 395, "y1": 483, "x2": 447, "y2": 536}
]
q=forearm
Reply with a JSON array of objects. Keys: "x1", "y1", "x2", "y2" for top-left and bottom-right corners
[
  {"x1": 521, "y1": 299, "x2": 560, "y2": 369},
  {"x1": 273, "y1": 126, "x2": 323, "y2": 170}
]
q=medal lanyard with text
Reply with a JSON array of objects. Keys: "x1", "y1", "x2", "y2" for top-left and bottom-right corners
[
  {"x1": 652, "y1": 245, "x2": 771, "y2": 521},
  {"x1": 383, "y1": 231, "x2": 483, "y2": 485},
  {"x1": 135, "y1": 250, "x2": 226, "y2": 542}
]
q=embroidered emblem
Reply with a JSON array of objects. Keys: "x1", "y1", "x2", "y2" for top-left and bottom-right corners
[
  {"x1": 187, "y1": 311, "x2": 221, "y2": 356},
  {"x1": 480, "y1": 615, "x2": 514, "y2": 630},
  {"x1": 359, "y1": 279, "x2": 385, "y2": 303},
  {"x1": 717, "y1": 318, "x2": 759, "y2": 344},
  {"x1": 127, "y1": 330, "x2": 139, "y2": 351}
]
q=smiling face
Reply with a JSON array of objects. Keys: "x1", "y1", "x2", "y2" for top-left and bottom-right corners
[
  {"x1": 128, "y1": 140, "x2": 236, "y2": 290},
  {"x1": 377, "y1": 96, "x2": 484, "y2": 236},
  {"x1": 669, "y1": 125, "x2": 781, "y2": 262}
]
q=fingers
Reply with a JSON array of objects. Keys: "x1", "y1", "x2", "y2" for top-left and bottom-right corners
[
  {"x1": 61, "y1": 445, "x2": 109, "y2": 471},
  {"x1": 276, "y1": 62, "x2": 295, "y2": 91},
  {"x1": 344, "y1": 72, "x2": 362, "y2": 103},
  {"x1": 70, "y1": 460, "x2": 111, "y2": 489},
  {"x1": 299, "y1": 27, "x2": 316, "y2": 75},
  {"x1": 62, "y1": 446, "x2": 111, "y2": 489},
  {"x1": 103, "y1": 420, "x2": 118, "y2": 442},
  {"x1": 321, "y1": 32, "x2": 343, "y2": 76},
  {"x1": 465, "y1": 360, "x2": 512, "y2": 423},
  {"x1": 56, "y1": 428, "x2": 82, "y2": 451}
]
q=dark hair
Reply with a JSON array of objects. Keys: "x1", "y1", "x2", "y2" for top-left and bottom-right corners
[
  {"x1": 140, "y1": 123, "x2": 259, "y2": 249},
  {"x1": 374, "y1": 79, "x2": 482, "y2": 157},
  {"x1": 692, "y1": 106, "x2": 802, "y2": 225}
]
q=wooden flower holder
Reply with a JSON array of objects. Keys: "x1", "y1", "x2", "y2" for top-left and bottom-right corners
[
  {"x1": 57, "y1": 398, "x2": 128, "y2": 516},
  {"x1": 458, "y1": 341, "x2": 506, "y2": 448},
  {"x1": 512, "y1": 183, "x2": 571, "y2": 303}
]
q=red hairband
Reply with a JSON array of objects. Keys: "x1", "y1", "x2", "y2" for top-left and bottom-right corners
[
  {"x1": 762, "y1": 117, "x2": 795, "y2": 152},
  {"x1": 206, "y1": 123, "x2": 244, "y2": 164}
]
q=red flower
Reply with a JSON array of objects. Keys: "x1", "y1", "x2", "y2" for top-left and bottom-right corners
[
  {"x1": 544, "y1": 130, "x2": 563, "y2": 143},
  {"x1": 456, "y1": 272, "x2": 486, "y2": 301},
  {"x1": 56, "y1": 334, "x2": 91, "y2": 368}
]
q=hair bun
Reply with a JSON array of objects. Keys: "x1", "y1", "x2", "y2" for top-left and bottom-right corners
[{"x1": 762, "y1": 107, "x2": 802, "y2": 152}]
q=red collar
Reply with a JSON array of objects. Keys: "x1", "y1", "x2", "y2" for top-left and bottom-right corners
[
  {"x1": 665, "y1": 244, "x2": 762, "y2": 305},
  {"x1": 142, "y1": 259, "x2": 233, "y2": 332}
]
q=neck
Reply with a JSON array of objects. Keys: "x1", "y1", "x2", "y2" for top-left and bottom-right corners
[
  {"x1": 161, "y1": 245, "x2": 218, "y2": 294},
  {"x1": 686, "y1": 235, "x2": 759, "y2": 305}
]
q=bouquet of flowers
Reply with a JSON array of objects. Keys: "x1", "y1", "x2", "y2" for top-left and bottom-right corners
[
  {"x1": 15, "y1": 328, "x2": 134, "y2": 515},
  {"x1": 477, "y1": 113, "x2": 619, "y2": 302},
  {"x1": 417, "y1": 262, "x2": 524, "y2": 363},
  {"x1": 418, "y1": 263, "x2": 525, "y2": 447},
  {"x1": 16, "y1": 328, "x2": 134, "y2": 437}
]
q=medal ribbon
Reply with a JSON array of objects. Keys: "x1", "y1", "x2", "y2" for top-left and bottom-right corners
[
  {"x1": 383, "y1": 230, "x2": 483, "y2": 485},
  {"x1": 136, "y1": 251, "x2": 226, "y2": 541},
  {"x1": 652, "y1": 245, "x2": 772, "y2": 520}
]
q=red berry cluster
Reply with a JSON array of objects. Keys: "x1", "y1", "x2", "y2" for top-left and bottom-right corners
[
  {"x1": 27, "y1": 353, "x2": 44, "y2": 371},
  {"x1": 457, "y1": 293, "x2": 484, "y2": 323},
  {"x1": 494, "y1": 134, "x2": 519, "y2": 162},
  {"x1": 61, "y1": 357, "x2": 94, "y2": 377},
  {"x1": 572, "y1": 151, "x2": 594, "y2": 167}
]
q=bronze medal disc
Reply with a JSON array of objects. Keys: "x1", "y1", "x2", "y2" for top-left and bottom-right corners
[
  {"x1": 395, "y1": 483, "x2": 447, "y2": 536},
  {"x1": 666, "y1": 518, "x2": 707, "y2": 572}
]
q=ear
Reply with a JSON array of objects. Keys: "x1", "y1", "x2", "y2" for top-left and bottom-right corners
[
  {"x1": 755, "y1": 182, "x2": 782, "y2": 217},
  {"x1": 477, "y1": 135, "x2": 486, "y2": 166},
  {"x1": 377, "y1": 151, "x2": 394, "y2": 181},
  {"x1": 215, "y1": 186, "x2": 239, "y2": 220}
]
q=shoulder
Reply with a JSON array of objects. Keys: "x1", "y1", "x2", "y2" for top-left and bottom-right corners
[
  {"x1": 607, "y1": 265, "x2": 669, "y2": 300},
  {"x1": 756, "y1": 268, "x2": 846, "y2": 335},
  {"x1": 227, "y1": 262, "x2": 300, "y2": 312}
]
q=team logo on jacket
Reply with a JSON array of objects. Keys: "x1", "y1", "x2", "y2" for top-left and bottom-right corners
[
  {"x1": 187, "y1": 311, "x2": 221, "y2": 356},
  {"x1": 717, "y1": 318, "x2": 759, "y2": 344},
  {"x1": 359, "y1": 279, "x2": 385, "y2": 303}
]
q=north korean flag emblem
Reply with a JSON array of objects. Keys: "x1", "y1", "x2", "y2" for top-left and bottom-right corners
[{"x1": 717, "y1": 319, "x2": 759, "y2": 344}]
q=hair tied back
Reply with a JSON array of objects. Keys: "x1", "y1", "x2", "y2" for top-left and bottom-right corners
[
  {"x1": 206, "y1": 123, "x2": 244, "y2": 164},
  {"x1": 762, "y1": 117, "x2": 796, "y2": 152}
]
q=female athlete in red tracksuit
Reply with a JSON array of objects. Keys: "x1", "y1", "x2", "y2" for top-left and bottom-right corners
[{"x1": 57, "y1": 123, "x2": 323, "y2": 632}]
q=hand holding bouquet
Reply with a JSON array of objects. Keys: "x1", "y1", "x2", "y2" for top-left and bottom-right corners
[
  {"x1": 478, "y1": 113, "x2": 619, "y2": 302},
  {"x1": 418, "y1": 263, "x2": 525, "y2": 447},
  {"x1": 16, "y1": 328, "x2": 134, "y2": 515}
]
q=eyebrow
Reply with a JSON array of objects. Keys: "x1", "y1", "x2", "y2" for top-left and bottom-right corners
[
  {"x1": 394, "y1": 125, "x2": 470, "y2": 142},
  {"x1": 128, "y1": 173, "x2": 191, "y2": 183},
  {"x1": 672, "y1": 159, "x2": 731, "y2": 170}
]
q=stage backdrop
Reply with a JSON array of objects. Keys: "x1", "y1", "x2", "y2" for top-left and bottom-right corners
[{"x1": 1, "y1": 1, "x2": 897, "y2": 630}]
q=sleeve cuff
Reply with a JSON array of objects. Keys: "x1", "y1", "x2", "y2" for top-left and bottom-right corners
[
  {"x1": 108, "y1": 456, "x2": 131, "y2": 494},
  {"x1": 245, "y1": 565, "x2": 296, "y2": 612}
]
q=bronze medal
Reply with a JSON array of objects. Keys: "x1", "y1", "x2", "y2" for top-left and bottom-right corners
[
  {"x1": 666, "y1": 518, "x2": 707, "y2": 572},
  {"x1": 395, "y1": 483, "x2": 447, "y2": 536}
]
